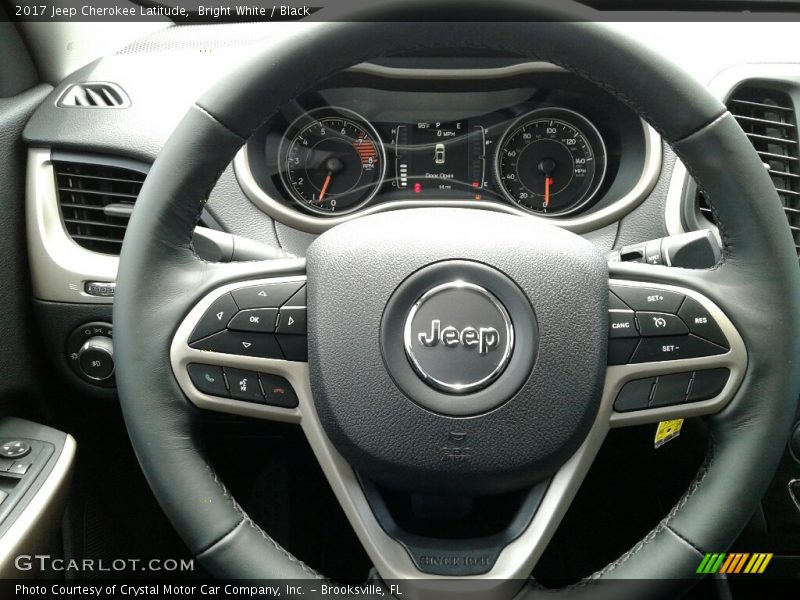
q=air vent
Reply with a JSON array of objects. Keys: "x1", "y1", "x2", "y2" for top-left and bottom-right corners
[
  {"x1": 696, "y1": 84, "x2": 800, "y2": 255},
  {"x1": 58, "y1": 82, "x2": 130, "y2": 108},
  {"x1": 54, "y1": 159, "x2": 146, "y2": 255}
]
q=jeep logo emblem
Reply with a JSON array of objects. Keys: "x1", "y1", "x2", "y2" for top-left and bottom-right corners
[
  {"x1": 403, "y1": 281, "x2": 514, "y2": 394},
  {"x1": 418, "y1": 320, "x2": 500, "y2": 354}
]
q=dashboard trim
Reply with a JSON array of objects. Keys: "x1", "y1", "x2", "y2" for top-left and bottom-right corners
[{"x1": 26, "y1": 148, "x2": 118, "y2": 304}]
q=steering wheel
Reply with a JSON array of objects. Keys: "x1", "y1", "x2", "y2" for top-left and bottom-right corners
[{"x1": 114, "y1": 2, "x2": 800, "y2": 597}]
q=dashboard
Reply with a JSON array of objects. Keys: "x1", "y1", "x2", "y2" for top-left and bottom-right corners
[{"x1": 239, "y1": 62, "x2": 660, "y2": 232}]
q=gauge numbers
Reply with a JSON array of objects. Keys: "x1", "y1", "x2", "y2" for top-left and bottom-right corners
[
  {"x1": 279, "y1": 108, "x2": 386, "y2": 215},
  {"x1": 495, "y1": 108, "x2": 607, "y2": 215}
]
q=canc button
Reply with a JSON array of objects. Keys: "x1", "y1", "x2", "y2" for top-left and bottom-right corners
[{"x1": 609, "y1": 310, "x2": 637, "y2": 338}]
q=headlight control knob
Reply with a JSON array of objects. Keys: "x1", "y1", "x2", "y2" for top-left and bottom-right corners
[
  {"x1": 66, "y1": 322, "x2": 115, "y2": 387},
  {"x1": 78, "y1": 336, "x2": 115, "y2": 381}
]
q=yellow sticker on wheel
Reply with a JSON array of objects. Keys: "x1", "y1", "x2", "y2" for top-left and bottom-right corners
[{"x1": 654, "y1": 419, "x2": 684, "y2": 448}]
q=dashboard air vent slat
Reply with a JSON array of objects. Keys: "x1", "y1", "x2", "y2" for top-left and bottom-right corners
[
  {"x1": 54, "y1": 160, "x2": 146, "y2": 255},
  {"x1": 698, "y1": 85, "x2": 800, "y2": 256},
  {"x1": 58, "y1": 82, "x2": 131, "y2": 108}
]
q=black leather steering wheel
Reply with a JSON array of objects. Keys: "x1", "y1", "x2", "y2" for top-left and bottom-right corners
[{"x1": 114, "y1": 2, "x2": 800, "y2": 598}]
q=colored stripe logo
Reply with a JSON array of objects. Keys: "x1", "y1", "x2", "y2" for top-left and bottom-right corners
[{"x1": 697, "y1": 552, "x2": 773, "y2": 574}]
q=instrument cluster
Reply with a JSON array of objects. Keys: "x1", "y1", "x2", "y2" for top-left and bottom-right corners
[{"x1": 240, "y1": 64, "x2": 657, "y2": 227}]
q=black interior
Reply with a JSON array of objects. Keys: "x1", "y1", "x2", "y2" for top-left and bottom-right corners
[{"x1": 1, "y1": 4, "x2": 800, "y2": 598}]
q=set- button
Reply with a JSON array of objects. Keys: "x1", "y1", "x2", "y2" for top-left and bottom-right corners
[
  {"x1": 614, "y1": 368, "x2": 730, "y2": 412},
  {"x1": 189, "y1": 280, "x2": 307, "y2": 362},
  {"x1": 608, "y1": 285, "x2": 729, "y2": 365},
  {"x1": 187, "y1": 363, "x2": 299, "y2": 408}
]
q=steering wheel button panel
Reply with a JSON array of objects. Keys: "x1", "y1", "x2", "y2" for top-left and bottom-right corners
[
  {"x1": 606, "y1": 279, "x2": 745, "y2": 428},
  {"x1": 608, "y1": 310, "x2": 637, "y2": 338},
  {"x1": 276, "y1": 334, "x2": 308, "y2": 362},
  {"x1": 187, "y1": 364, "x2": 229, "y2": 397},
  {"x1": 688, "y1": 368, "x2": 731, "y2": 402},
  {"x1": 190, "y1": 330, "x2": 283, "y2": 359},
  {"x1": 231, "y1": 281, "x2": 305, "y2": 309},
  {"x1": 610, "y1": 284, "x2": 685, "y2": 313},
  {"x1": 608, "y1": 290, "x2": 629, "y2": 310},
  {"x1": 224, "y1": 368, "x2": 265, "y2": 403},
  {"x1": 631, "y1": 334, "x2": 727, "y2": 363},
  {"x1": 259, "y1": 374, "x2": 299, "y2": 408},
  {"x1": 678, "y1": 296, "x2": 730, "y2": 348},
  {"x1": 614, "y1": 378, "x2": 656, "y2": 412},
  {"x1": 283, "y1": 285, "x2": 306, "y2": 307},
  {"x1": 608, "y1": 338, "x2": 638, "y2": 365},
  {"x1": 649, "y1": 372, "x2": 694, "y2": 407},
  {"x1": 276, "y1": 307, "x2": 307, "y2": 335},
  {"x1": 636, "y1": 311, "x2": 689, "y2": 337},
  {"x1": 227, "y1": 308, "x2": 279, "y2": 333},
  {"x1": 189, "y1": 292, "x2": 238, "y2": 343}
]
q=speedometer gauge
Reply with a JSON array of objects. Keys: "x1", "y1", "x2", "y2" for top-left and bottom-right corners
[
  {"x1": 495, "y1": 108, "x2": 606, "y2": 215},
  {"x1": 279, "y1": 108, "x2": 386, "y2": 215}
]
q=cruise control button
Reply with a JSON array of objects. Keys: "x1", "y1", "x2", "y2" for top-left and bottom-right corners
[
  {"x1": 259, "y1": 374, "x2": 299, "y2": 408},
  {"x1": 678, "y1": 297, "x2": 729, "y2": 348},
  {"x1": 636, "y1": 312, "x2": 689, "y2": 337},
  {"x1": 609, "y1": 310, "x2": 637, "y2": 338},
  {"x1": 610, "y1": 285, "x2": 684, "y2": 314},
  {"x1": 630, "y1": 335, "x2": 727, "y2": 363},
  {"x1": 232, "y1": 281, "x2": 305, "y2": 310},
  {"x1": 276, "y1": 335, "x2": 308, "y2": 362},
  {"x1": 608, "y1": 338, "x2": 639, "y2": 365},
  {"x1": 224, "y1": 368, "x2": 265, "y2": 403},
  {"x1": 650, "y1": 372, "x2": 693, "y2": 407},
  {"x1": 276, "y1": 308, "x2": 307, "y2": 335},
  {"x1": 190, "y1": 293, "x2": 239, "y2": 343},
  {"x1": 190, "y1": 330, "x2": 283, "y2": 359},
  {"x1": 227, "y1": 308, "x2": 278, "y2": 333},
  {"x1": 187, "y1": 364, "x2": 229, "y2": 397},
  {"x1": 614, "y1": 378, "x2": 655, "y2": 412},
  {"x1": 687, "y1": 368, "x2": 730, "y2": 402}
]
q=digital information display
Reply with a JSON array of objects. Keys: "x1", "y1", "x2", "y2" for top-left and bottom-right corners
[{"x1": 394, "y1": 121, "x2": 483, "y2": 195}]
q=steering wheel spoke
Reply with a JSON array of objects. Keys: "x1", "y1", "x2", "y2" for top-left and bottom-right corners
[{"x1": 605, "y1": 265, "x2": 747, "y2": 428}]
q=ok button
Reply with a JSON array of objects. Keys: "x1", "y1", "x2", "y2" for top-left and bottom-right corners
[{"x1": 227, "y1": 308, "x2": 278, "y2": 333}]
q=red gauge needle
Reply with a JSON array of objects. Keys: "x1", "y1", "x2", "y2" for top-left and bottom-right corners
[
  {"x1": 319, "y1": 172, "x2": 332, "y2": 202},
  {"x1": 544, "y1": 176, "x2": 553, "y2": 208}
]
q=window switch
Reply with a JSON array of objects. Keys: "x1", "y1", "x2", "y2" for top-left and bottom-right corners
[{"x1": 7, "y1": 462, "x2": 30, "y2": 475}]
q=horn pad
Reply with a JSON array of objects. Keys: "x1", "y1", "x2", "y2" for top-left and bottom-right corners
[{"x1": 306, "y1": 208, "x2": 607, "y2": 495}]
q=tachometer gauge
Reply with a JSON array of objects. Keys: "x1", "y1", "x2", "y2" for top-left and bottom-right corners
[
  {"x1": 279, "y1": 108, "x2": 386, "y2": 215},
  {"x1": 495, "y1": 108, "x2": 607, "y2": 215}
]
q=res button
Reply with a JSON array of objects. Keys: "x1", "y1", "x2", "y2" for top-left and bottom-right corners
[{"x1": 678, "y1": 297, "x2": 729, "y2": 348}]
